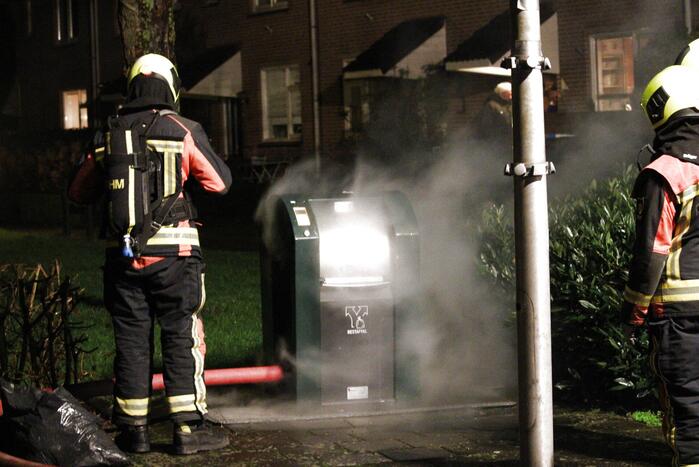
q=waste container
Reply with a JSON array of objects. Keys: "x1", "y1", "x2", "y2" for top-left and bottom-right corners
[{"x1": 261, "y1": 191, "x2": 420, "y2": 406}]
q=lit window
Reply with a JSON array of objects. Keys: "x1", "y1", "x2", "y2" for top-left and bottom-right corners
[
  {"x1": 261, "y1": 66, "x2": 301, "y2": 141},
  {"x1": 62, "y1": 89, "x2": 88, "y2": 130},
  {"x1": 253, "y1": 0, "x2": 288, "y2": 12},
  {"x1": 591, "y1": 34, "x2": 634, "y2": 112},
  {"x1": 55, "y1": 0, "x2": 78, "y2": 43}
]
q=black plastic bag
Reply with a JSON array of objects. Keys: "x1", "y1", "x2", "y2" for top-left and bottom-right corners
[{"x1": 0, "y1": 379, "x2": 129, "y2": 466}]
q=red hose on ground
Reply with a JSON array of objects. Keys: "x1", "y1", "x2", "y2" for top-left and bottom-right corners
[
  {"x1": 0, "y1": 365, "x2": 285, "y2": 417},
  {"x1": 151, "y1": 365, "x2": 285, "y2": 391},
  {"x1": 0, "y1": 450, "x2": 56, "y2": 467}
]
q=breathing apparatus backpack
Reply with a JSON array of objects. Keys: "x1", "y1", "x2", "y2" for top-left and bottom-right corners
[{"x1": 104, "y1": 110, "x2": 193, "y2": 258}]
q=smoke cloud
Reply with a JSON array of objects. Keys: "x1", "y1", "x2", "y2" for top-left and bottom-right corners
[
  {"x1": 253, "y1": 121, "x2": 522, "y2": 411},
  {"x1": 248, "y1": 23, "x2": 684, "y2": 411}
]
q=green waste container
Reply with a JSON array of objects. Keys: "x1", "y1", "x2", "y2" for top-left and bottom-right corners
[{"x1": 261, "y1": 191, "x2": 420, "y2": 406}]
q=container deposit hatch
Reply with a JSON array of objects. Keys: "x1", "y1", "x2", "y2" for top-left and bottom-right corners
[{"x1": 261, "y1": 192, "x2": 420, "y2": 406}]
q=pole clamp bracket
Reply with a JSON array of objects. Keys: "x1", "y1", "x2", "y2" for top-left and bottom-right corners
[
  {"x1": 504, "y1": 161, "x2": 556, "y2": 178},
  {"x1": 502, "y1": 55, "x2": 552, "y2": 71}
]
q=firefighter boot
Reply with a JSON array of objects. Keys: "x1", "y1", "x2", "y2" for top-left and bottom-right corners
[
  {"x1": 114, "y1": 424, "x2": 151, "y2": 453},
  {"x1": 173, "y1": 421, "x2": 230, "y2": 455}
]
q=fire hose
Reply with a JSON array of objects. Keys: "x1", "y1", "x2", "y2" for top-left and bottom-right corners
[
  {"x1": 0, "y1": 365, "x2": 284, "y2": 416},
  {"x1": 0, "y1": 365, "x2": 284, "y2": 466},
  {"x1": 0, "y1": 451, "x2": 55, "y2": 467}
]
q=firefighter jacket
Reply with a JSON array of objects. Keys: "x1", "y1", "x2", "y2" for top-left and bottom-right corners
[
  {"x1": 68, "y1": 108, "x2": 232, "y2": 258},
  {"x1": 622, "y1": 153, "x2": 699, "y2": 325}
]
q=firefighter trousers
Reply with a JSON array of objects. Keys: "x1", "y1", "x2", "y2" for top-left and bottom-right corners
[
  {"x1": 649, "y1": 317, "x2": 699, "y2": 466},
  {"x1": 104, "y1": 254, "x2": 207, "y2": 426}
]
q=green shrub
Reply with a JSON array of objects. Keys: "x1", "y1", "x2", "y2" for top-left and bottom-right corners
[
  {"x1": 479, "y1": 165, "x2": 655, "y2": 407},
  {"x1": 631, "y1": 410, "x2": 662, "y2": 427}
]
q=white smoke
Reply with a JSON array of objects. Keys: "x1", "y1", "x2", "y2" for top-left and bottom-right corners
[{"x1": 254, "y1": 126, "x2": 519, "y2": 409}]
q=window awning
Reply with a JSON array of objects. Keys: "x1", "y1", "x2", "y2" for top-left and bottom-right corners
[
  {"x1": 343, "y1": 16, "x2": 447, "y2": 80},
  {"x1": 181, "y1": 44, "x2": 242, "y2": 98},
  {"x1": 444, "y1": 6, "x2": 559, "y2": 76}
]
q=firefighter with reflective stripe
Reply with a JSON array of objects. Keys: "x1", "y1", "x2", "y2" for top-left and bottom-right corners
[
  {"x1": 623, "y1": 64, "x2": 699, "y2": 467},
  {"x1": 68, "y1": 54, "x2": 232, "y2": 455}
]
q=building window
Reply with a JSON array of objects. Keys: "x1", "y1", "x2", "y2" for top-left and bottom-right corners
[
  {"x1": 591, "y1": 34, "x2": 634, "y2": 111},
  {"x1": 261, "y1": 66, "x2": 301, "y2": 141},
  {"x1": 343, "y1": 80, "x2": 371, "y2": 135},
  {"x1": 55, "y1": 0, "x2": 78, "y2": 43},
  {"x1": 253, "y1": 0, "x2": 288, "y2": 13},
  {"x1": 62, "y1": 89, "x2": 88, "y2": 129}
]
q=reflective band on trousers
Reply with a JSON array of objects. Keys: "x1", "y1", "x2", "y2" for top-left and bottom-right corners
[
  {"x1": 190, "y1": 314, "x2": 207, "y2": 414},
  {"x1": 115, "y1": 396, "x2": 149, "y2": 417},
  {"x1": 167, "y1": 393, "x2": 199, "y2": 414},
  {"x1": 146, "y1": 227, "x2": 200, "y2": 246}
]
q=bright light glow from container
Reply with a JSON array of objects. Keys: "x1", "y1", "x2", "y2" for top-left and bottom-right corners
[
  {"x1": 333, "y1": 201, "x2": 354, "y2": 213},
  {"x1": 309, "y1": 197, "x2": 392, "y2": 286},
  {"x1": 319, "y1": 224, "x2": 391, "y2": 285}
]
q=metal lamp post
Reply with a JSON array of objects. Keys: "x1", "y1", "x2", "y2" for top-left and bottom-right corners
[{"x1": 504, "y1": 0, "x2": 555, "y2": 465}]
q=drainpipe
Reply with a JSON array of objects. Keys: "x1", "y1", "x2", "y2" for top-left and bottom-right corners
[
  {"x1": 221, "y1": 98, "x2": 231, "y2": 158},
  {"x1": 505, "y1": 0, "x2": 554, "y2": 465},
  {"x1": 309, "y1": 0, "x2": 321, "y2": 174},
  {"x1": 89, "y1": 0, "x2": 100, "y2": 128},
  {"x1": 685, "y1": 0, "x2": 693, "y2": 37}
]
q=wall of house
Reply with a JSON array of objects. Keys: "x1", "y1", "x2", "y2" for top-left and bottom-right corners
[
  {"x1": 98, "y1": 0, "x2": 126, "y2": 83},
  {"x1": 10, "y1": 0, "x2": 124, "y2": 133},
  {"x1": 239, "y1": 4, "x2": 311, "y2": 162},
  {"x1": 554, "y1": 0, "x2": 684, "y2": 114},
  {"x1": 6, "y1": 0, "x2": 695, "y2": 166},
  {"x1": 175, "y1": 1, "x2": 513, "y2": 162},
  {"x1": 316, "y1": 0, "x2": 508, "y2": 160},
  {"x1": 14, "y1": 1, "x2": 90, "y2": 132}
]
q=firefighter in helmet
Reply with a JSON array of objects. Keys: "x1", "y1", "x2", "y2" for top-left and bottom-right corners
[
  {"x1": 68, "y1": 53, "x2": 232, "y2": 455},
  {"x1": 622, "y1": 64, "x2": 699, "y2": 466}
]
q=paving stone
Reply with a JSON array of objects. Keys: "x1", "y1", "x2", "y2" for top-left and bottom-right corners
[
  {"x1": 284, "y1": 450, "x2": 393, "y2": 466},
  {"x1": 347, "y1": 426, "x2": 415, "y2": 440},
  {"x1": 102, "y1": 401, "x2": 670, "y2": 466},
  {"x1": 306, "y1": 428, "x2": 364, "y2": 445},
  {"x1": 396, "y1": 431, "x2": 481, "y2": 449},
  {"x1": 337, "y1": 436, "x2": 412, "y2": 453},
  {"x1": 378, "y1": 447, "x2": 453, "y2": 462}
]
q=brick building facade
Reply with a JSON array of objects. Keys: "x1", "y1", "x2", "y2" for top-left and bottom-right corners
[{"x1": 1, "y1": 0, "x2": 697, "y2": 171}]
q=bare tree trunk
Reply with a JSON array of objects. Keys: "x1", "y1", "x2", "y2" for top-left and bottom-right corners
[{"x1": 118, "y1": 0, "x2": 176, "y2": 67}]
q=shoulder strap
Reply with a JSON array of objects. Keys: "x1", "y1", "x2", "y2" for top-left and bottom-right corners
[{"x1": 146, "y1": 110, "x2": 193, "y2": 235}]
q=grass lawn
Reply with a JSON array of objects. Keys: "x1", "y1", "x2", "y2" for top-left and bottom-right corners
[{"x1": 0, "y1": 227, "x2": 262, "y2": 381}]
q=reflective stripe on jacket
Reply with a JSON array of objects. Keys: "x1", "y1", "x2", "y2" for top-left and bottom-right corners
[
  {"x1": 68, "y1": 109, "x2": 232, "y2": 258},
  {"x1": 622, "y1": 154, "x2": 699, "y2": 324}
]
